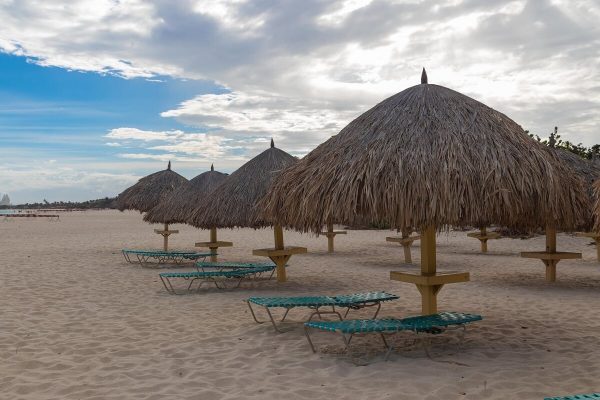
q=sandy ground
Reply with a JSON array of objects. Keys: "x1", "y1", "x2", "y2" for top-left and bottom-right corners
[{"x1": 1, "y1": 210, "x2": 599, "y2": 400}]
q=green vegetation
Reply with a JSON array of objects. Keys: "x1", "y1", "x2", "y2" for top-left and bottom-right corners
[
  {"x1": 1, "y1": 197, "x2": 117, "y2": 210},
  {"x1": 529, "y1": 126, "x2": 600, "y2": 159}
]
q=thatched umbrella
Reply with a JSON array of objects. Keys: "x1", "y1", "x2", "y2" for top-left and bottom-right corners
[
  {"x1": 594, "y1": 179, "x2": 600, "y2": 232},
  {"x1": 556, "y1": 149, "x2": 600, "y2": 261},
  {"x1": 116, "y1": 161, "x2": 188, "y2": 250},
  {"x1": 259, "y1": 69, "x2": 589, "y2": 313},
  {"x1": 144, "y1": 164, "x2": 228, "y2": 260},
  {"x1": 187, "y1": 140, "x2": 306, "y2": 281}
]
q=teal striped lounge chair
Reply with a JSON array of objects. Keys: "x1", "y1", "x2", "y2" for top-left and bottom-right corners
[
  {"x1": 545, "y1": 394, "x2": 600, "y2": 400},
  {"x1": 304, "y1": 311, "x2": 482, "y2": 359},
  {"x1": 122, "y1": 249, "x2": 212, "y2": 267},
  {"x1": 246, "y1": 292, "x2": 399, "y2": 333},
  {"x1": 159, "y1": 264, "x2": 277, "y2": 294},
  {"x1": 196, "y1": 261, "x2": 276, "y2": 271}
]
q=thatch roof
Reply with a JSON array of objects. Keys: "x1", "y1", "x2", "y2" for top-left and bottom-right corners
[
  {"x1": 258, "y1": 70, "x2": 590, "y2": 232},
  {"x1": 187, "y1": 140, "x2": 297, "y2": 229},
  {"x1": 594, "y1": 179, "x2": 600, "y2": 231},
  {"x1": 143, "y1": 164, "x2": 228, "y2": 224},
  {"x1": 554, "y1": 148, "x2": 600, "y2": 193},
  {"x1": 115, "y1": 161, "x2": 188, "y2": 213}
]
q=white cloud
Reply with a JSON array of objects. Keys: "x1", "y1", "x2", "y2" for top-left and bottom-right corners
[
  {"x1": 0, "y1": 163, "x2": 140, "y2": 203},
  {"x1": 1, "y1": 0, "x2": 599, "y2": 177},
  {"x1": 105, "y1": 142, "x2": 121, "y2": 147}
]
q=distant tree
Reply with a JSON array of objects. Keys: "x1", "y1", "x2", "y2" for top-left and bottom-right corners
[{"x1": 528, "y1": 126, "x2": 599, "y2": 160}]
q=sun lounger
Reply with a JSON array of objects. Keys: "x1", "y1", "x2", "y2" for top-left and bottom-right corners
[
  {"x1": 246, "y1": 292, "x2": 399, "y2": 333},
  {"x1": 545, "y1": 394, "x2": 600, "y2": 400},
  {"x1": 122, "y1": 249, "x2": 212, "y2": 267},
  {"x1": 195, "y1": 261, "x2": 276, "y2": 271},
  {"x1": 159, "y1": 264, "x2": 276, "y2": 294},
  {"x1": 303, "y1": 311, "x2": 482, "y2": 359}
]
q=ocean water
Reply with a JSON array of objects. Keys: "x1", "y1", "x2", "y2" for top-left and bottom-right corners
[{"x1": 0, "y1": 210, "x2": 15, "y2": 215}]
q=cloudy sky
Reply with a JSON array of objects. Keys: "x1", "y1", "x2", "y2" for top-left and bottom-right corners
[{"x1": 1, "y1": 0, "x2": 599, "y2": 203}]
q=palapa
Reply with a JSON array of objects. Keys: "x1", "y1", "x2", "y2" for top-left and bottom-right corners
[
  {"x1": 259, "y1": 75, "x2": 588, "y2": 232},
  {"x1": 187, "y1": 140, "x2": 305, "y2": 282},
  {"x1": 116, "y1": 161, "x2": 188, "y2": 251},
  {"x1": 258, "y1": 69, "x2": 590, "y2": 313},
  {"x1": 595, "y1": 179, "x2": 600, "y2": 231},
  {"x1": 116, "y1": 161, "x2": 188, "y2": 213},
  {"x1": 144, "y1": 164, "x2": 227, "y2": 225},
  {"x1": 187, "y1": 140, "x2": 297, "y2": 229},
  {"x1": 553, "y1": 149, "x2": 600, "y2": 261}
]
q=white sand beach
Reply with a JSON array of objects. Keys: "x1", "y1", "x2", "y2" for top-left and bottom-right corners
[{"x1": 1, "y1": 210, "x2": 599, "y2": 399}]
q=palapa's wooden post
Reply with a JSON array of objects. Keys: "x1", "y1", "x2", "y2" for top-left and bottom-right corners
[
  {"x1": 467, "y1": 226, "x2": 500, "y2": 253},
  {"x1": 545, "y1": 225, "x2": 557, "y2": 282},
  {"x1": 252, "y1": 226, "x2": 307, "y2": 283},
  {"x1": 327, "y1": 221, "x2": 334, "y2": 253},
  {"x1": 402, "y1": 227, "x2": 413, "y2": 263},
  {"x1": 386, "y1": 228, "x2": 419, "y2": 263},
  {"x1": 154, "y1": 222, "x2": 179, "y2": 251},
  {"x1": 163, "y1": 223, "x2": 169, "y2": 251},
  {"x1": 480, "y1": 227, "x2": 488, "y2": 253},
  {"x1": 210, "y1": 227, "x2": 218, "y2": 262},
  {"x1": 418, "y1": 226, "x2": 440, "y2": 314},
  {"x1": 521, "y1": 224, "x2": 581, "y2": 281},
  {"x1": 273, "y1": 224, "x2": 288, "y2": 282}
]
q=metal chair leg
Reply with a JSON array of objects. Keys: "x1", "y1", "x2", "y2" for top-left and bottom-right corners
[{"x1": 304, "y1": 325, "x2": 317, "y2": 353}]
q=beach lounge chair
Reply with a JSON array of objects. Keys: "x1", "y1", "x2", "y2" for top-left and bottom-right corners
[
  {"x1": 303, "y1": 311, "x2": 482, "y2": 359},
  {"x1": 122, "y1": 249, "x2": 212, "y2": 267},
  {"x1": 159, "y1": 264, "x2": 277, "y2": 294},
  {"x1": 195, "y1": 261, "x2": 275, "y2": 272},
  {"x1": 246, "y1": 292, "x2": 399, "y2": 333},
  {"x1": 545, "y1": 394, "x2": 600, "y2": 400}
]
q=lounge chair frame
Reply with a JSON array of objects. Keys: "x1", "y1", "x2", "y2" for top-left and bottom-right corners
[
  {"x1": 246, "y1": 292, "x2": 398, "y2": 333},
  {"x1": 303, "y1": 312, "x2": 481, "y2": 360},
  {"x1": 159, "y1": 265, "x2": 277, "y2": 294},
  {"x1": 122, "y1": 249, "x2": 211, "y2": 267}
]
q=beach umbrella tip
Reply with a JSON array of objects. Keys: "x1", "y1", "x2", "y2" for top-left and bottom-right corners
[
  {"x1": 167, "y1": 160, "x2": 171, "y2": 170},
  {"x1": 270, "y1": 138, "x2": 275, "y2": 148},
  {"x1": 211, "y1": 163, "x2": 214, "y2": 171},
  {"x1": 421, "y1": 68, "x2": 428, "y2": 84}
]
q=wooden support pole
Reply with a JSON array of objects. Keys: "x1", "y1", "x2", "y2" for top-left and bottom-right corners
[
  {"x1": 163, "y1": 223, "x2": 169, "y2": 251},
  {"x1": 546, "y1": 225, "x2": 557, "y2": 253},
  {"x1": 421, "y1": 226, "x2": 436, "y2": 275},
  {"x1": 273, "y1": 225, "x2": 286, "y2": 282},
  {"x1": 327, "y1": 221, "x2": 334, "y2": 253},
  {"x1": 596, "y1": 237, "x2": 600, "y2": 263},
  {"x1": 545, "y1": 225, "x2": 557, "y2": 282},
  {"x1": 480, "y1": 227, "x2": 488, "y2": 253},
  {"x1": 210, "y1": 227, "x2": 218, "y2": 262},
  {"x1": 401, "y1": 227, "x2": 412, "y2": 263},
  {"x1": 420, "y1": 226, "x2": 437, "y2": 314}
]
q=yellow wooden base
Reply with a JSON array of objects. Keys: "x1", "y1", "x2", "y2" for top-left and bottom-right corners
[
  {"x1": 520, "y1": 251, "x2": 582, "y2": 282},
  {"x1": 467, "y1": 232, "x2": 500, "y2": 253},
  {"x1": 318, "y1": 231, "x2": 347, "y2": 253},
  {"x1": 386, "y1": 236, "x2": 420, "y2": 263},
  {"x1": 195, "y1": 241, "x2": 233, "y2": 262},
  {"x1": 252, "y1": 246, "x2": 307, "y2": 282},
  {"x1": 154, "y1": 229, "x2": 179, "y2": 235},
  {"x1": 390, "y1": 270, "x2": 470, "y2": 314}
]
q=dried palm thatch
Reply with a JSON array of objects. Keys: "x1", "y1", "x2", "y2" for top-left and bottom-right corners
[
  {"x1": 554, "y1": 148, "x2": 600, "y2": 197},
  {"x1": 115, "y1": 161, "x2": 188, "y2": 213},
  {"x1": 594, "y1": 179, "x2": 600, "y2": 231},
  {"x1": 187, "y1": 140, "x2": 297, "y2": 229},
  {"x1": 143, "y1": 164, "x2": 228, "y2": 224},
  {"x1": 258, "y1": 72, "x2": 590, "y2": 233}
]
